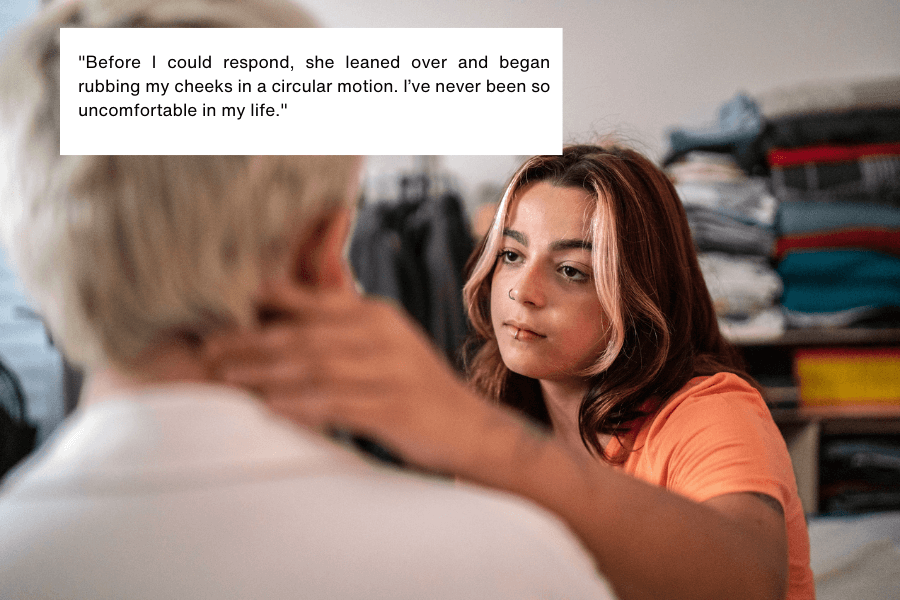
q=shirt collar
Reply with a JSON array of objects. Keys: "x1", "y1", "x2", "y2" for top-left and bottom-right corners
[{"x1": 4, "y1": 383, "x2": 370, "y2": 497}]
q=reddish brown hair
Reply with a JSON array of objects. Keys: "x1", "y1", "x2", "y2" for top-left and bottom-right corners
[{"x1": 463, "y1": 145, "x2": 750, "y2": 462}]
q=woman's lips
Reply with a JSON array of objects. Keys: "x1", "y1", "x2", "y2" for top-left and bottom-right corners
[{"x1": 504, "y1": 322, "x2": 546, "y2": 341}]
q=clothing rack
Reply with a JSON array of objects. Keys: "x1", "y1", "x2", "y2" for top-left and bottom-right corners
[
  {"x1": 361, "y1": 156, "x2": 461, "y2": 205},
  {"x1": 350, "y1": 157, "x2": 474, "y2": 369}
]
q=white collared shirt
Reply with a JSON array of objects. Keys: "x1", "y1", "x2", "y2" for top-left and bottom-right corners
[{"x1": 0, "y1": 383, "x2": 615, "y2": 599}]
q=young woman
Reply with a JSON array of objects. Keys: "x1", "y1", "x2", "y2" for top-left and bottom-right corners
[{"x1": 206, "y1": 145, "x2": 813, "y2": 600}]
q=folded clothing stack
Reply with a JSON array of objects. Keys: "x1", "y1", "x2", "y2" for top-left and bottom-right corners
[
  {"x1": 664, "y1": 77, "x2": 900, "y2": 333},
  {"x1": 757, "y1": 76, "x2": 900, "y2": 186},
  {"x1": 665, "y1": 152, "x2": 784, "y2": 341},
  {"x1": 666, "y1": 151, "x2": 784, "y2": 341},
  {"x1": 820, "y1": 436, "x2": 900, "y2": 514},
  {"x1": 768, "y1": 142, "x2": 900, "y2": 206},
  {"x1": 774, "y1": 184, "x2": 900, "y2": 329},
  {"x1": 753, "y1": 77, "x2": 900, "y2": 328},
  {"x1": 665, "y1": 93, "x2": 765, "y2": 175}
]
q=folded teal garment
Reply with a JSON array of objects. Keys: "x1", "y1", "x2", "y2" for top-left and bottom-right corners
[
  {"x1": 777, "y1": 201, "x2": 900, "y2": 235},
  {"x1": 777, "y1": 249, "x2": 900, "y2": 281},
  {"x1": 781, "y1": 283, "x2": 900, "y2": 313}
]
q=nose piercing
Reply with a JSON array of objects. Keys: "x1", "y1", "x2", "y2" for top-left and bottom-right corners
[{"x1": 508, "y1": 289, "x2": 515, "y2": 301}]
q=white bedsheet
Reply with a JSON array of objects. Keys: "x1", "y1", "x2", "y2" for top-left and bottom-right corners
[{"x1": 808, "y1": 511, "x2": 900, "y2": 600}]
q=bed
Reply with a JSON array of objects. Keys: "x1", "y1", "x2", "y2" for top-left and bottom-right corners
[{"x1": 808, "y1": 510, "x2": 900, "y2": 599}]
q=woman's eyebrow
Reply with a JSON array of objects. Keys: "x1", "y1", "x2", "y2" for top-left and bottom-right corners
[
  {"x1": 551, "y1": 238, "x2": 593, "y2": 252},
  {"x1": 502, "y1": 228, "x2": 527, "y2": 246},
  {"x1": 502, "y1": 228, "x2": 592, "y2": 252}
]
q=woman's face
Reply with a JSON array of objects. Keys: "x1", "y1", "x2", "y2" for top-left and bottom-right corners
[{"x1": 490, "y1": 181, "x2": 610, "y2": 385}]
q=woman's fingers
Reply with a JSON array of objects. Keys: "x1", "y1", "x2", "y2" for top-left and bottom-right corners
[
  {"x1": 208, "y1": 322, "x2": 372, "y2": 372},
  {"x1": 203, "y1": 279, "x2": 508, "y2": 475},
  {"x1": 204, "y1": 292, "x2": 391, "y2": 388},
  {"x1": 255, "y1": 277, "x2": 363, "y2": 319},
  {"x1": 205, "y1": 319, "x2": 413, "y2": 401}
]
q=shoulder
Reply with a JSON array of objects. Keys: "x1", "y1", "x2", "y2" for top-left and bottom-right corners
[
  {"x1": 669, "y1": 371, "x2": 762, "y2": 404},
  {"x1": 372, "y1": 469, "x2": 597, "y2": 561},
  {"x1": 631, "y1": 372, "x2": 794, "y2": 503},
  {"x1": 651, "y1": 372, "x2": 769, "y2": 432},
  {"x1": 376, "y1": 474, "x2": 616, "y2": 598},
  {"x1": 647, "y1": 371, "x2": 776, "y2": 450}
]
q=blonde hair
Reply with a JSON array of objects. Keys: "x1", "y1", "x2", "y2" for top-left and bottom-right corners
[{"x1": 0, "y1": 0, "x2": 359, "y2": 368}]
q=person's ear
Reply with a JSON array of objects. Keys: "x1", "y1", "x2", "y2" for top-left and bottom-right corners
[{"x1": 291, "y1": 207, "x2": 355, "y2": 290}]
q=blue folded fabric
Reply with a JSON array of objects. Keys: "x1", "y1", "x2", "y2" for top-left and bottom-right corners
[
  {"x1": 777, "y1": 201, "x2": 900, "y2": 235},
  {"x1": 779, "y1": 250, "x2": 900, "y2": 312},
  {"x1": 781, "y1": 283, "x2": 900, "y2": 313},
  {"x1": 777, "y1": 249, "x2": 900, "y2": 281},
  {"x1": 668, "y1": 93, "x2": 763, "y2": 155}
]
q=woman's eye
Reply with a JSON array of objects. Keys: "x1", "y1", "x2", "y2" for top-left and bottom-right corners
[
  {"x1": 499, "y1": 250, "x2": 520, "y2": 264},
  {"x1": 560, "y1": 265, "x2": 588, "y2": 281}
]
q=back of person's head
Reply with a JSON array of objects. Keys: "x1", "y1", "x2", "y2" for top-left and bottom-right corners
[
  {"x1": 464, "y1": 144, "x2": 748, "y2": 460},
  {"x1": 0, "y1": 0, "x2": 359, "y2": 370}
]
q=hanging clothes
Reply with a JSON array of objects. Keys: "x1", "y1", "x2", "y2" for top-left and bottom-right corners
[
  {"x1": 0, "y1": 358, "x2": 36, "y2": 478},
  {"x1": 349, "y1": 174, "x2": 474, "y2": 370}
]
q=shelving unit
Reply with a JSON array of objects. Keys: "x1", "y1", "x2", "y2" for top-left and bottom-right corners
[{"x1": 732, "y1": 328, "x2": 900, "y2": 514}]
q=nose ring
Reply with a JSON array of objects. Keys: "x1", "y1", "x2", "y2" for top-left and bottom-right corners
[{"x1": 508, "y1": 288, "x2": 515, "y2": 301}]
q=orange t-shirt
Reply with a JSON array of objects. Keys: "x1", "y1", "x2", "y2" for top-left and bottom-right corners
[{"x1": 608, "y1": 372, "x2": 815, "y2": 600}]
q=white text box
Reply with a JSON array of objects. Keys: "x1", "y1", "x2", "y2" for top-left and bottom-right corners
[{"x1": 60, "y1": 28, "x2": 562, "y2": 155}]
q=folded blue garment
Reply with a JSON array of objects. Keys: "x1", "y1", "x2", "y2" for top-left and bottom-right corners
[
  {"x1": 668, "y1": 93, "x2": 763, "y2": 155},
  {"x1": 779, "y1": 249, "x2": 900, "y2": 312},
  {"x1": 781, "y1": 283, "x2": 900, "y2": 313},
  {"x1": 777, "y1": 249, "x2": 900, "y2": 281},
  {"x1": 778, "y1": 201, "x2": 900, "y2": 235}
]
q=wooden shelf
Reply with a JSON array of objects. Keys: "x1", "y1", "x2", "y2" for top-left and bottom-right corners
[
  {"x1": 734, "y1": 327, "x2": 900, "y2": 514},
  {"x1": 732, "y1": 327, "x2": 900, "y2": 348},
  {"x1": 762, "y1": 386, "x2": 799, "y2": 406},
  {"x1": 770, "y1": 405, "x2": 900, "y2": 434}
]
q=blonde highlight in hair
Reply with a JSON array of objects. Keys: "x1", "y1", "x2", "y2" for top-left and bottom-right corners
[
  {"x1": 0, "y1": 0, "x2": 359, "y2": 369},
  {"x1": 463, "y1": 145, "x2": 751, "y2": 462}
]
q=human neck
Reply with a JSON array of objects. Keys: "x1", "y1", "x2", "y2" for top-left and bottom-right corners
[
  {"x1": 81, "y1": 336, "x2": 214, "y2": 407},
  {"x1": 538, "y1": 378, "x2": 590, "y2": 454},
  {"x1": 540, "y1": 377, "x2": 614, "y2": 455}
]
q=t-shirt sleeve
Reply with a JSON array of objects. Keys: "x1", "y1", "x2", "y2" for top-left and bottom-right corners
[{"x1": 645, "y1": 375, "x2": 796, "y2": 509}]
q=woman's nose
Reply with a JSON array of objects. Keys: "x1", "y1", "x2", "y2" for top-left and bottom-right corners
[{"x1": 508, "y1": 266, "x2": 546, "y2": 307}]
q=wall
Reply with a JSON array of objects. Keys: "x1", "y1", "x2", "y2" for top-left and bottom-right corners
[
  {"x1": 298, "y1": 0, "x2": 900, "y2": 210},
  {"x1": 4, "y1": 0, "x2": 900, "y2": 205}
]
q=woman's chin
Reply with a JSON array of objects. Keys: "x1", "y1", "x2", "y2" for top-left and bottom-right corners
[{"x1": 501, "y1": 353, "x2": 552, "y2": 381}]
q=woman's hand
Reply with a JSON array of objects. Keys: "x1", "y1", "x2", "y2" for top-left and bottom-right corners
[
  {"x1": 204, "y1": 280, "x2": 790, "y2": 600},
  {"x1": 203, "y1": 280, "x2": 531, "y2": 477}
]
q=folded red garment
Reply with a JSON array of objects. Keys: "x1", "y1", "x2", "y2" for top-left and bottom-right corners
[
  {"x1": 768, "y1": 142, "x2": 900, "y2": 166},
  {"x1": 775, "y1": 227, "x2": 900, "y2": 260}
]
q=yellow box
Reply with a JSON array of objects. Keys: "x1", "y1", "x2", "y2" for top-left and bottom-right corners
[{"x1": 795, "y1": 347, "x2": 900, "y2": 406}]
